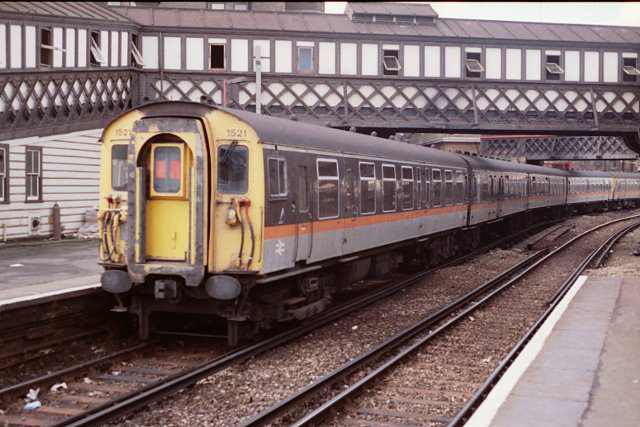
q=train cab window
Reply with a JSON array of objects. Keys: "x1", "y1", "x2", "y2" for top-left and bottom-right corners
[
  {"x1": 268, "y1": 158, "x2": 287, "y2": 197},
  {"x1": 111, "y1": 145, "x2": 128, "y2": 191},
  {"x1": 317, "y1": 159, "x2": 339, "y2": 219},
  {"x1": 401, "y1": 166, "x2": 414, "y2": 210},
  {"x1": 218, "y1": 144, "x2": 248, "y2": 194},
  {"x1": 444, "y1": 170, "x2": 454, "y2": 206},
  {"x1": 359, "y1": 162, "x2": 376, "y2": 215},
  {"x1": 382, "y1": 164, "x2": 397, "y2": 212},
  {"x1": 455, "y1": 171, "x2": 464, "y2": 204},
  {"x1": 432, "y1": 169, "x2": 442, "y2": 207},
  {"x1": 152, "y1": 146, "x2": 182, "y2": 194}
]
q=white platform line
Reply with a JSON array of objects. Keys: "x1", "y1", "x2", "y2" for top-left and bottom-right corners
[
  {"x1": 0, "y1": 283, "x2": 101, "y2": 308},
  {"x1": 464, "y1": 275, "x2": 589, "y2": 427}
]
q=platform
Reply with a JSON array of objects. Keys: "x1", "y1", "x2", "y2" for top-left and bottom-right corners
[
  {"x1": 0, "y1": 239, "x2": 102, "y2": 311},
  {"x1": 465, "y1": 275, "x2": 640, "y2": 427}
]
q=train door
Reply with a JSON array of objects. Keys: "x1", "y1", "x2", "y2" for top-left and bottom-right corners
[
  {"x1": 497, "y1": 175, "x2": 504, "y2": 217},
  {"x1": 308, "y1": 157, "x2": 343, "y2": 263},
  {"x1": 294, "y1": 163, "x2": 312, "y2": 261},
  {"x1": 342, "y1": 162, "x2": 359, "y2": 254},
  {"x1": 127, "y1": 117, "x2": 207, "y2": 288},
  {"x1": 488, "y1": 174, "x2": 497, "y2": 219},
  {"x1": 143, "y1": 136, "x2": 193, "y2": 261}
]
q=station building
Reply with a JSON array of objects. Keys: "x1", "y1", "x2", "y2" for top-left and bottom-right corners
[{"x1": 0, "y1": 1, "x2": 639, "y2": 240}]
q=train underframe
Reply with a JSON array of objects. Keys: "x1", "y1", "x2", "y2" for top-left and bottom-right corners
[{"x1": 112, "y1": 199, "x2": 638, "y2": 345}]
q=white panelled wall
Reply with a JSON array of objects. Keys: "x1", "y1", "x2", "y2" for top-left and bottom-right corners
[
  {"x1": 0, "y1": 19, "x2": 636, "y2": 85},
  {"x1": 0, "y1": 130, "x2": 102, "y2": 240}
]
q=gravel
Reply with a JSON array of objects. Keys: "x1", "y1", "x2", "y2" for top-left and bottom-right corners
[{"x1": 22, "y1": 208, "x2": 631, "y2": 427}]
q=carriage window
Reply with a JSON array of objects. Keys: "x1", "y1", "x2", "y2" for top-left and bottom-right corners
[
  {"x1": 424, "y1": 168, "x2": 430, "y2": 208},
  {"x1": 444, "y1": 170, "x2": 454, "y2": 205},
  {"x1": 531, "y1": 177, "x2": 536, "y2": 195},
  {"x1": 218, "y1": 144, "x2": 248, "y2": 194},
  {"x1": 359, "y1": 162, "x2": 376, "y2": 215},
  {"x1": 480, "y1": 172, "x2": 491, "y2": 202},
  {"x1": 402, "y1": 166, "x2": 414, "y2": 210},
  {"x1": 317, "y1": 159, "x2": 339, "y2": 219},
  {"x1": 416, "y1": 168, "x2": 422, "y2": 208},
  {"x1": 432, "y1": 169, "x2": 442, "y2": 207},
  {"x1": 111, "y1": 145, "x2": 128, "y2": 191},
  {"x1": 455, "y1": 171, "x2": 464, "y2": 204},
  {"x1": 268, "y1": 158, "x2": 287, "y2": 197},
  {"x1": 382, "y1": 165, "x2": 396, "y2": 212},
  {"x1": 297, "y1": 166, "x2": 308, "y2": 212},
  {"x1": 153, "y1": 146, "x2": 182, "y2": 194},
  {"x1": 345, "y1": 168, "x2": 354, "y2": 212}
]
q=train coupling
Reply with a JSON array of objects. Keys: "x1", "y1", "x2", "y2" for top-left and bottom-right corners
[{"x1": 155, "y1": 279, "x2": 181, "y2": 300}]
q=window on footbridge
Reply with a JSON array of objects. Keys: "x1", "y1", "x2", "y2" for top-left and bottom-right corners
[
  {"x1": 40, "y1": 28, "x2": 53, "y2": 67},
  {"x1": 545, "y1": 53, "x2": 564, "y2": 81},
  {"x1": 90, "y1": 31, "x2": 105, "y2": 66},
  {"x1": 623, "y1": 56, "x2": 640, "y2": 83},
  {"x1": 131, "y1": 34, "x2": 144, "y2": 68},
  {"x1": 210, "y1": 44, "x2": 225, "y2": 70},
  {"x1": 465, "y1": 52, "x2": 484, "y2": 78},
  {"x1": 383, "y1": 48, "x2": 401, "y2": 76},
  {"x1": 297, "y1": 46, "x2": 314, "y2": 73}
]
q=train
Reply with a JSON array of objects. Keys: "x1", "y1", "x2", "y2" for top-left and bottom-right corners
[{"x1": 98, "y1": 101, "x2": 640, "y2": 344}]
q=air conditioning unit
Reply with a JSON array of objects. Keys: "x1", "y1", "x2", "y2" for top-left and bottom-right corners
[{"x1": 28, "y1": 215, "x2": 41, "y2": 236}]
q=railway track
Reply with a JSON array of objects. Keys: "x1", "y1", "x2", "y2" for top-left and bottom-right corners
[
  {"x1": 0, "y1": 218, "x2": 559, "y2": 427},
  {"x1": 238, "y1": 213, "x2": 640, "y2": 427},
  {"x1": 0, "y1": 293, "x2": 117, "y2": 384}
]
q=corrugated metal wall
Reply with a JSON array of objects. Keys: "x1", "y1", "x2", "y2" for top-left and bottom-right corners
[{"x1": 0, "y1": 129, "x2": 102, "y2": 240}]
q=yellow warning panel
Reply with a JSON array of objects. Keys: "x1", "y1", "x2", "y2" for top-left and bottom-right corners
[{"x1": 145, "y1": 199, "x2": 189, "y2": 261}]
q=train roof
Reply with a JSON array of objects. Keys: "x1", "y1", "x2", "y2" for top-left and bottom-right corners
[
  {"x1": 220, "y1": 106, "x2": 471, "y2": 168},
  {"x1": 568, "y1": 169, "x2": 613, "y2": 178},
  {"x1": 460, "y1": 155, "x2": 568, "y2": 177},
  {"x1": 109, "y1": 101, "x2": 635, "y2": 179}
]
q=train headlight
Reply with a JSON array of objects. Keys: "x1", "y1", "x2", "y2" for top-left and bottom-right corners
[
  {"x1": 101, "y1": 270, "x2": 132, "y2": 294},
  {"x1": 205, "y1": 275, "x2": 241, "y2": 300}
]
